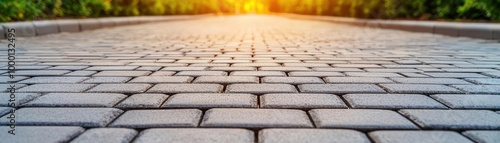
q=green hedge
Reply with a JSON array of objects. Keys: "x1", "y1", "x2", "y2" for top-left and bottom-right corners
[{"x1": 1, "y1": 0, "x2": 499, "y2": 22}]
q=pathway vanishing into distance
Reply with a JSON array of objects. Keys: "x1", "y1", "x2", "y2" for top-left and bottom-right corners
[{"x1": 1, "y1": 15, "x2": 500, "y2": 143}]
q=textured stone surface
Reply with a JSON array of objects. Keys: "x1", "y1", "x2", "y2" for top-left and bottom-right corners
[
  {"x1": 464, "y1": 78, "x2": 500, "y2": 85},
  {"x1": 18, "y1": 84, "x2": 96, "y2": 93},
  {"x1": 450, "y1": 85, "x2": 500, "y2": 94},
  {"x1": 23, "y1": 93, "x2": 127, "y2": 107},
  {"x1": 115, "y1": 94, "x2": 168, "y2": 108},
  {"x1": 310, "y1": 109, "x2": 418, "y2": 129},
  {"x1": 147, "y1": 84, "x2": 223, "y2": 93},
  {"x1": 369, "y1": 131, "x2": 473, "y2": 143},
  {"x1": 71, "y1": 128, "x2": 138, "y2": 143},
  {"x1": 0, "y1": 93, "x2": 41, "y2": 107},
  {"x1": 381, "y1": 84, "x2": 461, "y2": 94},
  {"x1": 134, "y1": 128, "x2": 254, "y2": 143},
  {"x1": 0, "y1": 107, "x2": 13, "y2": 116},
  {"x1": 390, "y1": 78, "x2": 472, "y2": 84},
  {"x1": 463, "y1": 130, "x2": 500, "y2": 143},
  {"x1": 260, "y1": 129, "x2": 370, "y2": 143},
  {"x1": 93, "y1": 71, "x2": 151, "y2": 76},
  {"x1": 193, "y1": 76, "x2": 258, "y2": 84},
  {"x1": 201, "y1": 108, "x2": 313, "y2": 128},
  {"x1": 163, "y1": 93, "x2": 257, "y2": 108},
  {"x1": 260, "y1": 93, "x2": 347, "y2": 108},
  {"x1": 288, "y1": 71, "x2": 344, "y2": 77},
  {"x1": 87, "y1": 84, "x2": 151, "y2": 93},
  {"x1": 324, "y1": 77, "x2": 394, "y2": 84},
  {"x1": 261, "y1": 77, "x2": 324, "y2": 84},
  {"x1": 18, "y1": 77, "x2": 90, "y2": 84},
  {"x1": 431, "y1": 94, "x2": 500, "y2": 109},
  {"x1": 226, "y1": 84, "x2": 297, "y2": 94},
  {"x1": 344, "y1": 94, "x2": 446, "y2": 109},
  {"x1": 0, "y1": 126, "x2": 84, "y2": 143},
  {"x1": 399, "y1": 110, "x2": 500, "y2": 129},
  {"x1": 82, "y1": 77, "x2": 132, "y2": 83},
  {"x1": 299, "y1": 84, "x2": 386, "y2": 94},
  {"x1": 230, "y1": 71, "x2": 286, "y2": 76},
  {"x1": 0, "y1": 108, "x2": 123, "y2": 127},
  {"x1": 109, "y1": 109, "x2": 202, "y2": 128}
]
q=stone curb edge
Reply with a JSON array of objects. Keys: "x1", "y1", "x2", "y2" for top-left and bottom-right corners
[
  {"x1": 0, "y1": 14, "x2": 213, "y2": 39},
  {"x1": 277, "y1": 13, "x2": 500, "y2": 40}
]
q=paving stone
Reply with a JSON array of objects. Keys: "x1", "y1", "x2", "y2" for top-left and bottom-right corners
[
  {"x1": 431, "y1": 94, "x2": 500, "y2": 109},
  {"x1": 259, "y1": 67, "x2": 311, "y2": 71},
  {"x1": 48, "y1": 66, "x2": 89, "y2": 70},
  {"x1": 344, "y1": 94, "x2": 446, "y2": 109},
  {"x1": 283, "y1": 63, "x2": 330, "y2": 67},
  {"x1": 299, "y1": 84, "x2": 386, "y2": 94},
  {"x1": 161, "y1": 67, "x2": 208, "y2": 71},
  {"x1": 18, "y1": 77, "x2": 90, "y2": 84},
  {"x1": 201, "y1": 108, "x2": 313, "y2": 128},
  {"x1": 17, "y1": 84, "x2": 96, "y2": 93},
  {"x1": 71, "y1": 128, "x2": 138, "y2": 143},
  {"x1": 309, "y1": 109, "x2": 418, "y2": 129},
  {"x1": 193, "y1": 76, "x2": 258, "y2": 84},
  {"x1": 260, "y1": 93, "x2": 347, "y2": 108},
  {"x1": 149, "y1": 71, "x2": 176, "y2": 76},
  {"x1": 134, "y1": 128, "x2": 254, "y2": 143},
  {"x1": 380, "y1": 84, "x2": 461, "y2": 94},
  {"x1": 176, "y1": 71, "x2": 228, "y2": 76},
  {"x1": 23, "y1": 93, "x2": 127, "y2": 107},
  {"x1": 464, "y1": 78, "x2": 500, "y2": 85},
  {"x1": 324, "y1": 77, "x2": 393, "y2": 84},
  {"x1": 369, "y1": 131, "x2": 473, "y2": 143},
  {"x1": 129, "y1": 76, "x2": 193, "y2": 83},
  {"x1": 259, "y1": 129, "x2": 370, "y2": 143},
  {"x1": 334, "y1": 64, "x2": 381, "y2": 68},
  {"x1": 313, "y1": 68, "x2": 364, "y2": 72},
  {"x1": 483, "y1": 72, "x2": 500, "y2": 78},
  {"x1": 93, "y1": 71, "x2": 151, "y2": 77},
  {"x1": 0, "y1": 107, "x2": 13, "y2": 116},
  {"x1": 226, "y1": 84, "x2": 297, "y2": 94},
  {"x1": 344, "y1": 72, "x2": 404, "y2": 77},
  {"x1": 390, "y1": 78, "x2": 472, "y2": 84},
  {"x1": 424, "y1": 73, "x2": 488, "y2": 78},
  {"x1": 450, "y1": 85, "x2": 500, "y2": 94},
  {"x1": 163, "y1": 93, "x2": 257, "y2": 108},
  {"x1": 399, "y1": 110, "x2": 500, "y2": 129},
  {"x1": 0, "y1": 126, "x2": 84, "y2": 143},
  {"x1": 82, "y1": 77, "x2": 132, "y2": 83},
  {"x1": 400, "y1": 73, "x2": 430, "y2": 78},
  {"x1": 210, "y1": 67, "x2": 256, "y2": 71},
  {"x1": 136, "y1": 66, "x2": 162, "y2": 71},
  {"x1": 230, "y1": 71, "x2": 286, "y2": 76},
  {"x1": 463, "y1": 130, "x2": 500, "y2": 143},
  {"x1": 115, "y1": 94, "x2": 168, "y2": 108},
  {"x1": 0, "y1": 108, "x2": 123, "y2": 127},
  {"x1": 87, "y1": 84, "x2": 151, "y2": 93},
  {"x1": 65, "y1": 70, "x2": 97, "y2": 76},
  {"x1": 364, "y1": 68, "x2": 422, "y2": 72},
  {"x1": 232, "y1": 63, "x2": 281, "y2": 67},
  {"x1": 109, "y1": 109, "x2": 201, "y2": 128},
  {"x1": 85, "y1": 66, "x2": 139, "y2": 70},
  {"x1": 288, "y1": 71, "x2": 344, "y2": 77},
  {"x1": 147, "y1": 84, "x2": 223, "y2": 93},
  {"x1": 0, "y1": 84, "x2": 27, "y2": 92},
  {"x1": 12, "y1": 70, "x2": 71, "y2": 76},
  {"x1": 262, "y1": 77, "x2": 324, "y2": 84},
  {"x1": 0, "y1": 76, "x2": 29, "y2": 83},
  {"x1": 0, "y1": 93, "x2": 41, "y2": 107}
]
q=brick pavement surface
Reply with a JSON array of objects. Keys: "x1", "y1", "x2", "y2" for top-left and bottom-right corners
[{"x1": 1, "y1": 15, "x2": 500, "y2": 142}]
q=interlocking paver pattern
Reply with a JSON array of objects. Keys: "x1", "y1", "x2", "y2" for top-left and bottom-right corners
[
  {"x1": 0, "y1": 126, "x2": 84, "y2": 143},
  {"x1": 4, "y1": 15, "x2": 500, "y2": 142}
]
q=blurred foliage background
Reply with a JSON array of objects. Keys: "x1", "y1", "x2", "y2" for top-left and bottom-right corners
[{"x1": 1, "y1": 0, "x2": 499, "y2": 22}]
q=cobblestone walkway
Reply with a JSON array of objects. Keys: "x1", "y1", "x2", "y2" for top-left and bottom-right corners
[{"x1": 2, "y1": 15, "x2": 500, "y2": 143}]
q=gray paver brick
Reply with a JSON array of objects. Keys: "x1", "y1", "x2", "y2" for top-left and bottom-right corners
[
  {"x1": 345, "y1": 72, "x2": 403, "y2": 77},
  {"x1": 259, "y1": 129, "x2": 370, "y2": 143},
  {"x1": 87, "y1": 84, "x2": 151, "y2": 93},
  {"x1": 85, "y1": 66, "x2": 139, "y2": 71},
  {"x1": 18, "y1": 77, "x2": 90, "y2": 84},
  {"x1": 0, "y1": 93, "x2": 41, "y2": 107},
  {"x1": 0, "y1": 107, "x2": 13, "y2": 116},
  {"x1": 463, "y1": 130, "x2": 500, "y2": 143},
  {"x1": 450, "y1": 85, "x2": 500, "y2": 94},
  {"x1": 288, "y1": 71, "x2": 344, "y2": 77},
  {"x1": 483, "y1": 72, "x2": 500, "y2": 78},
  {"x1": 0, "y1": 126, "x2": 84, "y2": 143},
  {"x1": 0, "y1": 108, "x2": 123, "y2": 127},
  {"x1": 134, "y1": 128, "x2": 254, "y2": 143},
  {"x1": 193, "y1": 76, "x2": 258, "y2": 84},
  {"x1": 82, "y1": 77, "x2": 132, "y2": 83},
  {"x1": 147, "y1": 84, "x2": 223, "y2": 93},
  {"x1": 324, "y1": 77, "x2": 393, "y2": 84},
  {"x1": 129, "y1": 76, "x2": 193, "y2": 83},
  {"x1": 176, "y1": 71, "x2": 228, "y2": 76},
  {"x1": 369, "y1": 131, "x2": 473, "y2": 143},
  {"x1": 390, "y1": 78, "x2": 472, "y2": 84},
  {"x1": 313, "y1": 68, "x2": 364, "y2": 72},
  {"x1": 344, "y1": 94, "x2": 446, "y2": 109},
  {"x1": 424, "y1": 73, "x2": 488, "y2": 78},
  {"x1": 201, "y1": 108, "x2": 313, "y2": 128},
  {"x1": 259, "y1": 67, "x2": 311, "y2": 71},
  {"x1": 464, "y1": 78, "x2": 500, "y2": 85},
  {"x1": 93, "y1": 71, "x2": 151, "y2": 77},
  {"x1": 17, "y1": 84, "x2": 96, "y2": 93},
  {"x1": 23, "y1": 93, "x2": 127, "y2": 107},
  {"x1": 399, "y1": 110, "x2": 500, "y2": 129},
  {"x1": 226, "y1": 84, "x2": 297, "y2": 94},
  {"x1": 115, "y1": 94, "x2": 168, "y2": 108},
  {"x1": 65, "y1": 71, "x2": 97, "y2": 76},
  {"x1": 162, "y1": 67, "x2": 207, "y2": 71},
  {"x1": 109, "y1": 109, "x2": 202, "y2": 128},
  {"x1": 71, "y1": 128, "x2": 138, "y2": 143},
  {"x1": 13, "y1": 70, "x2": 70, "y2": 76},
  {"x1": 431, "y1": 94, "x2": 500, "y2": 109},
  {"x1": 380, "y1": 84, "x2": 461, "y2": 94},
  {"x1": 262, "y1": 77, "x2": 324, "y2": 84},
  {"x1": 260, "y1": 93, "x2": 347, "y2": 108},
  {"x1": 230, "y1": 71, "x2": 286, "y2": 76},
  {"x1": 163, "y1": 93, "x2": 257, "y2": 108},
  {"x1": 310, "y1": 109, "x2": 418, "y2": 129},
  {"x1": 299, "y1": 84, "x2": 386, "y2": 94}
]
